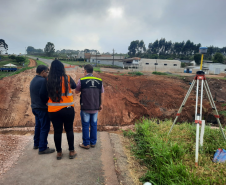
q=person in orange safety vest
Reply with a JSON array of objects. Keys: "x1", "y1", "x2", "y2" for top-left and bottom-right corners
[{"x1": 40, "y1": 60, "x2": 77, "y2": 160}]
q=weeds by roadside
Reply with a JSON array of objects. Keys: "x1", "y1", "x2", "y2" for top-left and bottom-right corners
[
  {"x1": 94, "y1": 67, "x2": 101, "y2": 72},
  {"x1": 128, "y1": 71, "x2": 143, "y2": 76},
  {"x1": 219, "y1": 111, "x2": 226, "y2": 116},
  {"x1": 152, "y1": 71, "x2": 168, "y2": 75},
  {"x1": 123, "y1": 119, "x2": 226, "y2": 185}
]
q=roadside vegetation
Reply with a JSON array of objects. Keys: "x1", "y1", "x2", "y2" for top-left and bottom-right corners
[
  {"x1": 152, "y1": 71, "x2": 169, "y2": 75},
  {"x1": 219, "y1": 111, "x2": 226, "y2": 117},
  {"x1": 0, "y1": 55, "x2": 47, "y2": 79},
  {"x1": 128, "y1": 71, "x2": 143, "y2": 76},
  {"x1": 93, "y1": 67, "x2": 101, "y2": 72},
  {"x1": 123, "y1": 119, "x2": 226, "y2": 185}
]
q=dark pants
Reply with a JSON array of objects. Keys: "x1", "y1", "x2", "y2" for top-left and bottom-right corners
[
  {"x1": 32, "y1": 109, "x2": 50, "y2": 152},
  {"x1": 80, "y1": 110, "x2": 98, "y2": 146},
  {"x1": 49, "y1": 107, "x2": 75, "y2": 152}
]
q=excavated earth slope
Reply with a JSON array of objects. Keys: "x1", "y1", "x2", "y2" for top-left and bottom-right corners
[{"x1": 0, "y1": 67, "x2": 225, "y2": 131}]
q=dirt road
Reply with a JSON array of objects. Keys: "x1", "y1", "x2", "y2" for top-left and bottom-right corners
[{"x1": 28, "y1": 59, "x2": 36, "y2": 67}]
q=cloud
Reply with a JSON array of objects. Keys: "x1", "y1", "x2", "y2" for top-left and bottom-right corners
[{"x1": 0, "y1": 0, "x2": 226, "y2": 54}]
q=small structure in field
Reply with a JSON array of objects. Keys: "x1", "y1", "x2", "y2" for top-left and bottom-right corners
[
  {"x1": 138, "y1": 59, "x2": 183, "y2": 73},
  {"x1": 203, "y1": 61, "x2": 226, "y2": 74}
]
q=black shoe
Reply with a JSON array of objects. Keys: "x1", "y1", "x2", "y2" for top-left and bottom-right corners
[
  {"x1": 39, "y1": 147, "x2": 55, "y2": 155},
  {"x1": 33, "y1": 146, "x2": 39, "y2": 150}
]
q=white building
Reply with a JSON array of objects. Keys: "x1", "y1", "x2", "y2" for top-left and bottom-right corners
[
  {"x1": 138, "y1": 59, "x2": 183, "y2": 73},
  {"x1": 77, "y1": 51, "x2": 84, "y2": 59},
  {"x1": 90, "y1": 55, "x2": 124, "y2": 67},
  {"x1": 203, "y1": 61, "x2": 226, "y2": 74},
  {"x1": 123, "y1": 57, "x2": 141, "y2": 68}
]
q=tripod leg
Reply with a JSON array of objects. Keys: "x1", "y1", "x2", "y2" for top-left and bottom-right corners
[
  {"x1": 195, "y1": 79, "x2": 201, "y2": 166},
  {"x1": 199, "y1": 80, "x2": 205, "y2": 150},
  {"x1": 200, "y1": 120, "x2": 205, "y2": 148},
  {"x1": 195, "y1": 116, "x2": 200, "y2": 167},
  {"x1": 204, "y1": 82, "x2": 214, "y2": 108},
  {"x1": 204, "y1": 81, "x2": 226, "y2": 140},
  {"x1": 168, "y1": 80, "x2": 196, "y2": 136},
  {"x1": 195, "y1": 79, "x2": 199, "y2": 121}
]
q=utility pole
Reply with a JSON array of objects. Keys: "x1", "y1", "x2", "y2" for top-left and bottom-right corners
[{"x1": 113, "y1": 49, "x2": 115, "y2": 66}]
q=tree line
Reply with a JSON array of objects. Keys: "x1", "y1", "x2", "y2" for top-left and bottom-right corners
[
  {"x1": 27, "y1": 42, "x2": 55, "y2": 57},
  {"x1": 128, "y1": 38, "x2": 226, "y2": 64}
]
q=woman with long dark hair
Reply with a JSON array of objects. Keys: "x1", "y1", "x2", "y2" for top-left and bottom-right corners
[{"x1": 40, "y1": 60, "x2": 77, "y2": 160}]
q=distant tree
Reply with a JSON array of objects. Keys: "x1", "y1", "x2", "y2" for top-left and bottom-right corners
[
  {"x1": 0, "y1": 39, "x2": 8, "y2": 54},
  {"x1": 9, "y1": 55, "x2": 16, "y2": 60},
  {"x1": 36, "y1": 49, "x2": 43, "y2": 53},
  {"x1": 138, "y1": 40, "x2": 146, "y2": 53},
  {"x1": 152, "y1": 40, "x2": 159, "y2": 54},
  {"x1": 128, "y1": 40, "x2": 139, "y2": 57},
  {"x1": 213, "y1": 52, "x2": 224, "y2": 63},
  {"x1": 194, "y1": 54, "x2": 201, "y2": 65},
  {"x1": 44, "y1": 42, "x2": 55, "y2": 57},
  {"x1": 26, "y1": 46, "x2": 35, "y2": 54},
  {"x1": 84, "y1": 49, "x2": 90, "y2": 53}
]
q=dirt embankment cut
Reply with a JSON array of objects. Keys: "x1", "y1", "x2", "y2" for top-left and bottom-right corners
[{"x1": 0, "y1": 68, "x2": 225, "y2": 131}]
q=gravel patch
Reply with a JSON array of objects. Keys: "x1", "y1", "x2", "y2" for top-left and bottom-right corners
[{"x1": 0, "y1": 134, "x2": 32, "y2": 179}]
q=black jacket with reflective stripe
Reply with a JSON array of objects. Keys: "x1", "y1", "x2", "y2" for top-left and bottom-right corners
[{"x1": 80, "y1": 76, "x2": 102, "y2": 110}]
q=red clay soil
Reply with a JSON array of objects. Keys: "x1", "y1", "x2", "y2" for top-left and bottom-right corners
[
  {"x1": 0, "y1": 67, "x2": 225, "y2": 131},
  {"x1": 28, "y1": 59, "x2": 37, "y2": 67}
]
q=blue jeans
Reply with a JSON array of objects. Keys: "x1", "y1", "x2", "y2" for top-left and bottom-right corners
[
  {"x1": 32, "y1": 109, "x2": 50, "y2": 152},
  {"x1": 80, "y1": 111, "x2": 98, "y2": 146}
]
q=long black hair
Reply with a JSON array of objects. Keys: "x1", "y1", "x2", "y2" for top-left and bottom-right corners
[{"x1": 47, "y1": 60, "x2": 69, "y2": 102}]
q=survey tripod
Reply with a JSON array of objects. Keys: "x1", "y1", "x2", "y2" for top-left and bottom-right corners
[{"x1": 168, "y1": 47, "x2": 226, "y2": 166}]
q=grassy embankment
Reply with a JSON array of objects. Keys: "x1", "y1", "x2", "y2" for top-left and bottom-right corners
[
  {"x1": 123, "y1": 119, "x2": 226, "y2": 185},
  {"x1": 0, "y1": 56, "x2": 46, "y2": 79}
]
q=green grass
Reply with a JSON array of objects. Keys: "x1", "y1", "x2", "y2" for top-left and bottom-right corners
[
  {"x1": 36, "y1": 60, "x2": 48, "y2": 66},
  {"x1": 219, "y1": 111, "x2": 226, "y2": 116},
  {"x1": 221, "y1": 103, "x2": 226, "y2": 107},
  {"x1": 128, "y1": 71, "x2": 143, "y2": 76},
  {"x1": 93, "y1": 67, "x2": 101, "y2": 72},
  {"x1": 152, "y1": 71, "x2": 169, "y2": 75},
  {"x1": 123, "y1": 119, "x2": 226, "y2": 185},
  {"x1": 62, "y1": 60, "x2": 91, "y2": 66}
]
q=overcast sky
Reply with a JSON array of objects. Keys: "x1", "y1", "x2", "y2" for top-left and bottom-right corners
[{"x1": 1, "y1": 0, "x2": 226, "y2": 54}]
